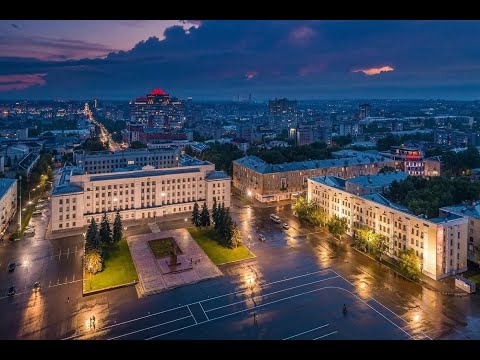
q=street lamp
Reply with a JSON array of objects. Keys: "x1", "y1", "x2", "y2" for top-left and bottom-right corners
[{"x1": 247, "y1": 190, "x2": 252, "y2": 197}]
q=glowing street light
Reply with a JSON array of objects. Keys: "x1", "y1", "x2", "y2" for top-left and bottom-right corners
[{"x1": 247, "y1": 190, "x2": 252, "y2": 197}]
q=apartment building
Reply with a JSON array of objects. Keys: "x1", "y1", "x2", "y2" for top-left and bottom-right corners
[
  {"x1": 440, "y1": 202, "x2": 480, "y2": 264},
  {"x1": 51, "y1": 160, "x2": 230, "y2": 232},
  {"x1": 233, "y1": 154, "x2": 394, "y2": 203},
  {"x1": 308, "y1": 175, "x2": 468, "y2": 280},
  {"x1": 0, "y1": 178, "x2": 17, "y2": 238},
  {"x1": 73, "y1": 148, "x2": 181, "y2": 174}
]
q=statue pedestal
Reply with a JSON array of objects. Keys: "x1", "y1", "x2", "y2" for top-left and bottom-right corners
[{"x1": 158, "y1": 255, "x2": 192, "y2": 274}]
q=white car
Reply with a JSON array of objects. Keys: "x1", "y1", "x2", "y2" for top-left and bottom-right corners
[{"x1": 282, "y1": 223, "x2": 290, "y2": 230}]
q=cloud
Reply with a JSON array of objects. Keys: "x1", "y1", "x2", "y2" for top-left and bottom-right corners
[
  {"x1": 352, "y1": 65, "x2": 395, "y2": 76},
  {"x1": 289, "y1": 26, "x2": 316, "y2": 45},
  {"x1": 0, "y1": 73, "x2": 47, "y2": 92},
  {"x1": 245, "y1": 71, "x2": 258, "y2": 80},
  {"x1": 299, "y1": 62, "x2": 328, "y2": 77}
]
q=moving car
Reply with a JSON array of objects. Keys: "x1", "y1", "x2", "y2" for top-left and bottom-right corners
[
  {"x1": 7, "y1": 262, "x2": 15, "y2": 272},
  {"x1": 32, "y1": 210, "x2": 43, "y2": 216},
  {"x1": 258, "y1": 234, "x2": 266, "y2": 242},
  {"x1": 7, "y1": 285, "x2": 15, "y2": 296},
  {"x1": 282, "y1": 223, "x2": 290, "y2": 230},
  {"x1": 270, "y1": 214, "x2": 281, "y2": 224},
  {"x1": 33, "y1": 282, "x2": 40, "y2": 292}
]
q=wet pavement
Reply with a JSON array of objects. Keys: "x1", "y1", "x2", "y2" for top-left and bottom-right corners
[{"x1": 1, "y1": 194, "x2": 480, "y2": 339}]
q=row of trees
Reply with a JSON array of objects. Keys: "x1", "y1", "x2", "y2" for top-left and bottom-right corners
[
  {"x1": 85, "y1": 211, "x2": 123, "y2": 274},
  {"x1": 191, "y1": 199, "x2": 242, "y2": 248},
  {"x1": 293, "y1": 196, "x2": 348, "y2": 238},
  {"x1": 247, "y1": 141, "x2": 334, "y2": 165}
]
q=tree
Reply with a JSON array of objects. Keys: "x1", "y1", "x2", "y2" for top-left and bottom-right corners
[
  {"x1": 327, "y1": 215, "x2": 348, "y2": 239},
  {"x1": 113, "y1": 211, "x2": 123, "y2": 243},
  {"x1": 293, "y1": 196, "x2": 326, "y2": 227},
  {"x1": 85, "y1": 218, "x2": 100, "y2": 251},
  {"x1": 200, "y1": 202, "x2": 211, "y2": 227},
  {"x1": 212, "y1": 197, "x2": 218, "y2": 225},
  {"x1": 191, "y1": 202, "x2": 201, "y2": 227},
  {"x1": 398, "y1": 249, "x2": 422, "y2": 280},
  {"x1": 215, "y1": 202, "x2": 226, "y2": 232},
  {"x1": 221, "y1": 210, "x2": 234, "y2": 247},
  {"x1": 85, "y1": 248, "x2": 103, "y2": 274},
  {"x1": 226, "y1": 221, "x2": 242, "y2": 249},
  {"x1": 379, "y1": 166, "x2": 396, "y2": 174},
  {"x1": 355, "y1": 225, "x2": 389, "y2": 259},
  {"x1": 99, "y1": 212, "x2": 112, "y2": 245}
]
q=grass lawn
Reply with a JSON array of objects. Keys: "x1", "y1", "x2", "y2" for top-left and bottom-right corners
[
  {"x1": 84, "y1": 239, "x2": 138, "y2": 292},
  {"x1": 468, "y1": 274, "x2": 480, "y2": 284},
  {"x1": 148, "y1": 237, "x2": 182, "y2": 258},
  {"x1": 187, "y1": 227, "x2": 255, "y2": 265}
]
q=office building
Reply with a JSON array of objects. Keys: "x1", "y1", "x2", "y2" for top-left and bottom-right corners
[
  {"x1": 233, "y1": 153, "x2": 394, "y2": 203},
  {"x1": 308, "y1": 175, "x2": 468, "y2": 280},
  {"x1": 129, "y1": 88, "x2": 185, "y2": 129},
  {"x1": 268, "y1": 98, "x2": 297, "y2": 130},
  {"x1": 379, "y1": 146, "x2": 441, "y2": 176},
  {"x1": 73, "y1": 148, "x2": 180, "y2": 174},
  {"x1": 51, "y1": 157, "x2": 231, "y2": 232},
  {"x1": 359, "y1": 103, "x2": 371, "y2": 120}
]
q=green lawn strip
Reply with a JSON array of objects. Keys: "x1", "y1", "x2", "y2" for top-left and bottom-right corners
[
  {"x1": 84, "y1": 239, "x2": 138, "y2": 292},
  {"x1": 187, "y1": 227, "x2": 254, "y2": 265},
  {"x1": 148, "y1": 237, "x2": 179, "y2": 258},
  {"x1": 467, "y1": 274, "x2": 480, "y2": 284}
]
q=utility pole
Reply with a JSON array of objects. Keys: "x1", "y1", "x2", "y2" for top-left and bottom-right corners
[{"x1": 18, "y1": 175, "x2": 22, "y2": 231}]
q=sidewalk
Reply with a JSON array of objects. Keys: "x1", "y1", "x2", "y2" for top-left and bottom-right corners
[{"x1": 231, "y1": 189, "x2": 294, "y2": 209}]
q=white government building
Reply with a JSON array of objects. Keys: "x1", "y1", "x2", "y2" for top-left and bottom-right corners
[{"x1": 51, "y1": 155, "x2": 231, "y2": 232}]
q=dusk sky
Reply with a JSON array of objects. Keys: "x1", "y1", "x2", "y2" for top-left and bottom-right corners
[{"x1": 2, "y1": 20, "x2": 480, "y2": 101}]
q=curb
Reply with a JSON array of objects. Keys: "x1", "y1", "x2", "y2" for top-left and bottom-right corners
[{"x1": 83, "y1": 279, "x2": 138, "y2": 296}]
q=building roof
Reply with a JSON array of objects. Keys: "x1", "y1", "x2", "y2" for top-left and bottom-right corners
[
  {"x1": 52, "y1": 184, "x2": 83, "y2": 196},
  {"x1": 206, "y1": 171, "x2": 231, "y2": 181},
  {"x1": 179, "y1": 154, "x2": 211, "y2": 167},
  {"x1": 441, "y1": 203, "x2": 480, "y2": 220},
  {"x1": 346, "y1": 171, "x2": 409, "y2": 188},
  {"x1": 0, "y1": 178, "x2": 16, "y2": 199},
  {"x1": 89, "y1": 167, "x2": 201, "y2": 182},
  {"x1": 234, "y1": 154, "x2": 391, "y2": 174},
  {"x1": 310, "y1": 176, "x2": 346, "y2": 190},
  {"x1": 360, "y1": 193, "x2": 412, "y2": 213},
  {"x1": 150, "y1": 88, "x2": 167, "y2": 95},
  {"x1": 428, "y1": 213, "x2": 465, "y2": 223}
]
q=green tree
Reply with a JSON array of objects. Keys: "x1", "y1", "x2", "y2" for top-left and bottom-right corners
[
  {"x1": 191, "y1": 202, "x2": 201, "y2": 227},
  {"x1": 99, "y1": 212, "x2": 112, "y2": 245},
  {"x1": 85, "y1": 248, "x2": 103, "y2": 274},
  {"x1": 200, "y1": 202, "x2": 211, "y2": 227},
  {"x1": 113, "y1": 211, "x2": 123, "y2": 243},
  {"x1": 327, "y1": 215, "x2": 348, "y2": 239},
  {"x1": 212, "y1": 197, "x2": 218, "y2": 225},
  {"x1": 379, "y1": 166, "x2": 396, "y2": 174},
  {"x1": 293, "y1": 196, "x2": 326, "y2": 227},
  {"x1": 85, "y1": 218, "x2": 100, "y2": 250},
  {"x1": 215, "y1": 202, "x2": 226, "y2": 232},
  {"x1": 398, "y1": 248, "x2": 422, "y2": 280},
  {"x1": 221, "y1": 210, "x2": 234, "y2": 247},
  {"x1": 226, "y1": 221, "x2": 242, "y2": 248}
]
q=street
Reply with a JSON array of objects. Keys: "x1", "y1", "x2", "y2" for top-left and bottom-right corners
[{"x1": 0, "y1": 194, "x2": 480, "y2": 339}]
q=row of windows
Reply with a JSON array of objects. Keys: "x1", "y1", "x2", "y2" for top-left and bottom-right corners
[{"x1": 83, "y1": 155, "x2": 175, "y2": 165}]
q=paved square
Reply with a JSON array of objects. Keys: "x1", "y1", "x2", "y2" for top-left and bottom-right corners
[
  {"x1": 127, "y1": 228, "x2": 222, "y2": 296},
  {"x1": 70, "y1": 269, "x2": 432, "y2": 340}
]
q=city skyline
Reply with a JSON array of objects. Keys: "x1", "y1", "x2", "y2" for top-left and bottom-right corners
[{"x1": 2, "y1": 20, "x2": 480, "y2": 100}]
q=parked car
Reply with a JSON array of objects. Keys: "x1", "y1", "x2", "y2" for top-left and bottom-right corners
[
  {"x1": 270, "y1": 214, "x2": 281, "y2": 224},
  {"x1": 32, "y1": 210, "x2": 43, "y2": 216},
  {"x1": 7, "y1": 285, "x2": 15, "y2": 296},
  {"x1": 7, "y1": 262, "x2": 15, "y2": 272},
  {"x1": 24, "y1": 229, "x2": 35, "y2": 237},
  {"x1": 258, "y1": 234, "x2": 266, "y2": 242},
  {"x1": 282, "y1": 223, "x2": 290, "y2": 230}
]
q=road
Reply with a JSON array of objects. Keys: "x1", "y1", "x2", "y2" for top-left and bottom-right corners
[
  {"x1": 1, "y1": 195, "x2": 480, "y2": 339},
  {"x1": 88, "y1": 112, "x2": 121, "y2": 151}
]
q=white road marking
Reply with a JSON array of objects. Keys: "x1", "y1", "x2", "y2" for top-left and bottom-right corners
[
  {"x1": 313, "y1": 331, "x2": 338, "y2": 340},
  {"x1": 187, "y1": 305, "x2": 197, "y2": 324},
  {"x1": 206, "y1": 276, "x2": 339, "y2": 313},
  {"x1": 201, "y1": 268, "x2": 333, "y2": 303},
  {"x1": 107, "y1": 315, "x2": 193, "y2": 340},
  {"x1": 369, "y1": 298, "x2": 432, "y2": 340},
  {"x1": 49, "y1": 279, "x2": 83, "y2": 288},
  {"x1": 283, "y1": 324, "x2": 330, "y2": 340},
  {"x1": 199, "y1": 302, "x2": 209, "y2": 321}
]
